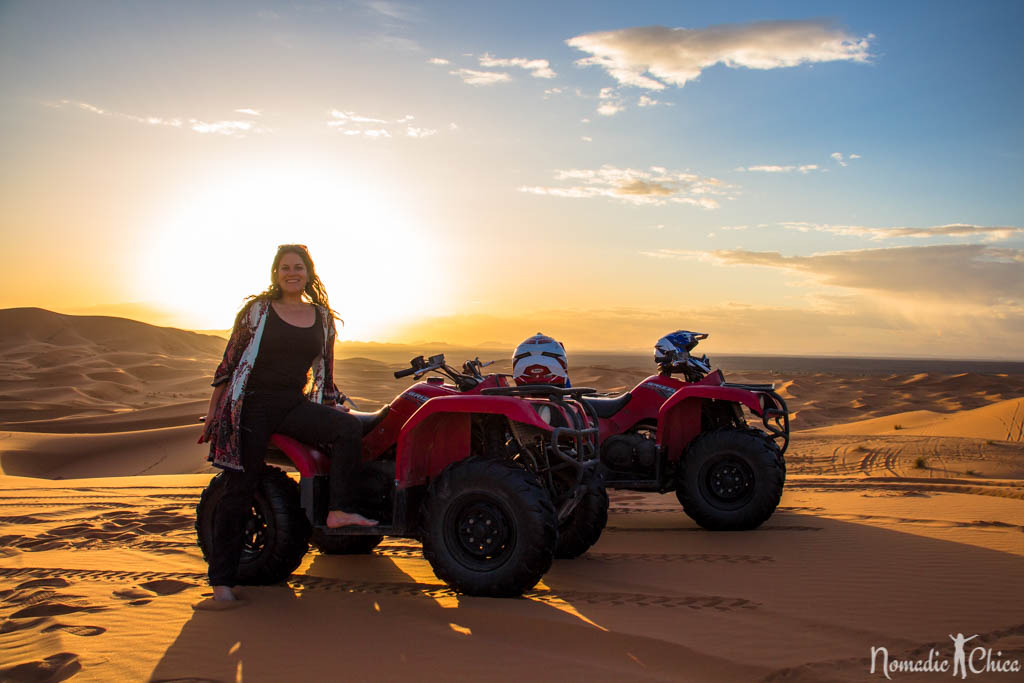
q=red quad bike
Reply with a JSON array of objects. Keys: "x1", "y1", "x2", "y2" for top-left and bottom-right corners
[
  {"x1": 196, "y1": 354, "x2": 607, "y2": 597},
  {"x1": 579, "y1": 332, "x2": 790, "y2": 530}
]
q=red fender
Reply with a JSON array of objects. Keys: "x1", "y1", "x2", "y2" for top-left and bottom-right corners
[
  {"x1": 395, "y1": 395, "x2": 552, "y2": 489},
  {"x1": 657, "y1": 386, "x2": 764, "y2": 461},
  {"x1": 269, "y1": 434, "x2": 330, "y2": 477}
]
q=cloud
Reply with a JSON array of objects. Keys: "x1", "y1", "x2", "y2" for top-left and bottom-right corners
[
  {"x1": 597, "y1": 87, "x2": 625, "y2": 116},
  {"x1": 737, "y1": 151, "x2": 850, "y2": 173},
  {"x1": 637, "y1": 95, "x2": 660, "y2": 107},
  {"x1": 234, "y1": 108, "x2": 262, "y2": 116},
  {"x1": 190, "y1": 121, "x2": 257, "y2": 135},
  {"x1": 329, "y1": 110, "x2": 388, "y2": 124},
  {"x1": 478, "y1": 53, "x2": 556, "y2": 79},
  {"x1": 567, "y1": 20, "x2": 872, "y2": 90},
  {"x1": 644, "y1": 245, "x2": 1024, "y2": 306},
  {"x1": 520, "y1": 165, "x2": 730, "y2": 208},
  {"x1": 449, "y1": 68, "x2": 511, "y2": 86},
  {"x1": 777, "y1": 222, "x2": 1023, "y2": 242},
  {"x1": 830, "y1": 151, "x2": 861, "y2": 167},
  {"x1": 405, "y1": 126, "x2": 437, "y2": 138},
  {"x1": 327, "y1": 109, "x2": 438, "y2": 139},
  {"x1": 366, "y1": 1, "x2": 417, "y2": 22},
  {"x1": 50, "y1": 99, "x2": 268, "y2": 136},
  {"x1": 428, "y1": 57, "x2": 450, "y2": 65},
  {"x1": 738, "y1": 164, "x2": 820, "y2": 174}
]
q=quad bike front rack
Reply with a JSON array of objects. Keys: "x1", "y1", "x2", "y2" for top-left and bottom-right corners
[
  {"x1": 481, "y1": 384, "x2": 601, "y2": 521},
  {"x1": 722, "y1": 383, "x2": 790, "y2": 454}
]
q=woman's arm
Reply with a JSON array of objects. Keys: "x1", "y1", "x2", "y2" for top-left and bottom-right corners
[
  {"x1": 321, "y1": 310, "x2": 343, "y2": 406},
  {"x1": 205, "y1": 383, "x2": 226, "y2": 423},
  {"x1": 211, "y1": 302, "x2": 255, "y2": 387},
  {"x1": 199, "y1": 302, "x2": 253, "y2": 442}
]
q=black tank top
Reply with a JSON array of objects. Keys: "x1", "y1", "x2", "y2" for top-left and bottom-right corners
[{"x1": 247, "y1": 304, "x2": 324, "y2": 393}]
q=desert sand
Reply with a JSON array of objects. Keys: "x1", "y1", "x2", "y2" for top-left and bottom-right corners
[{"x1": 1, "y1": 308, "x2": 1023, "y2": 682}]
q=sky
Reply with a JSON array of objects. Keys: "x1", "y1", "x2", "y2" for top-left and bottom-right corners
[{"x1": 1, "y1": 0, "x2": 1022, "y2": 358}]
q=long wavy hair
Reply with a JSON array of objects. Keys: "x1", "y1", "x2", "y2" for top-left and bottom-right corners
[{"x1": 239, "y1": 244, "x2": 342, "y2": 324}]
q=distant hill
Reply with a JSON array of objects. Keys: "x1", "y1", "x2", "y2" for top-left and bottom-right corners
[
  {"x1": 0, "y1": 307, "x2": 226, "y2": 357},
  {"x1": 0, "y1": 308, "x2": 224, "y2": 425}
]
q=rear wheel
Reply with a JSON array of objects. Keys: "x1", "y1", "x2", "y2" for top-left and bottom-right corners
[
  {"x1": 196, "y1": 466, "x2": 311, "y2": 584},
  {"x1": 554, "y1": 470, "x2": 608, "y2": 559},
  {"x1": 676, "y1": 428, "x2": 784, "y2": 531},
  {"x1": 422, "y1": 459, "x2": 557, "y2": 597}
]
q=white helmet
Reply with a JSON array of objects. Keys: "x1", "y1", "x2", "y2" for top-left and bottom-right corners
[{"x1": 513, "y1": 333, "x2": 568, "y2": 386}]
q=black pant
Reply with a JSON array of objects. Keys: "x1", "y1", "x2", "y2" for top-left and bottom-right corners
[{"x1": 207, "y1": 391, "x2": 363, "y2": 586}]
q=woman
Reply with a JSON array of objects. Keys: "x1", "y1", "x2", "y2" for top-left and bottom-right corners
[{"x1": 199, "y1": 244, "x2": 376, "y2": 604}]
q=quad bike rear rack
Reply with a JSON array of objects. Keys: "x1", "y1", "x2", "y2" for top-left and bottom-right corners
[{"x1": 722, "y1": 382, "x2": 790, "y2": 454}]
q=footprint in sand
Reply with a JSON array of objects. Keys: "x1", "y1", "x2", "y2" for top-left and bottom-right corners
[
  {"x1": 41, "y1": 623, "x2": 107, "y2": 636},
  {"x1": 113, "y1": 578, "x2": 199, "y2": 606},
  {"x1": 9, "y1": 602, "x2": 106, "y2": 619},
  {"x1": 12, "y1": 578, "x2": 71, "y2": 590},
  {"x1": 0, "y1": 652, "x2": 81, "y2": 682},
  {"x1": 138, "y1": 579, "x2": 195, "y2": 595},
  {"x1": 4, "y1": 577, "x2": 105, "y2": 619},
  {"x1": 112, "y1": 590, "x2": 154, "y2": 606},
  {"x1": 0, "y1": 616, "x2": 49, "y2": 634},
  {"x1": 113, "y1": 587, "x2": 157, "y2": 601}
]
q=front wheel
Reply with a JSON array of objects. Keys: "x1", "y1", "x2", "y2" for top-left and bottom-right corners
[
  {"x1": 554, "y1": 469, "x2": 608, "y2": 559},
  {"x1": 196, "y1": 466, "x2": 311, "y2": 584},
  {"x1": 422, "y1": 459, "x2": 557, "y2": 597},
  {"x1": 676, "y1": 428, "x2": 785, "y2": 531}
]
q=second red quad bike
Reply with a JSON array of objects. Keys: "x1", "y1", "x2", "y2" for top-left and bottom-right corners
[
  {"x1": 580, "y1": 331, "x2": 789, "y2": 530},
  {"x1": 196, "y1": 354, "x2": 606, "y2": 597}
]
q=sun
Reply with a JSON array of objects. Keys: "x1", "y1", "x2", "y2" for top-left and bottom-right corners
[{"x1": 140, "y1": 163, "x2": 448, "y2": 338}]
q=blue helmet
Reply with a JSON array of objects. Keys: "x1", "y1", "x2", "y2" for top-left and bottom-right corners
[
  {"x1": 655, "y1": 331, "x2": 705, "y2": 363},
  {"x1": 655, "y1": 330, "x2": 711, "y2": 376}
]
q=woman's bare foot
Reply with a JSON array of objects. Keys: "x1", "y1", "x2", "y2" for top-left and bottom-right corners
[
  {"x1": 212, "y1": 585, "x2": 236, "y2": 601},
  {"x1": 326, "y1": 510, "x2": 379, "y2": 528},
  {"x1": 193, "y1": 585, "x2": 248, "y2": 611}
]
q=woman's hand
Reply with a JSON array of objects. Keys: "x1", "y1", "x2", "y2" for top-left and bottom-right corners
[
  {"x1": 202, "y1": 384, "x2": 227, "y2": 433},
  {"x1": 329, "y1": 402, "x2": 350, "y2": 413}
]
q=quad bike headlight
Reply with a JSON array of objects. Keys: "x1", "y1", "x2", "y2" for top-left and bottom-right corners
[{"x1": 534, "y1": 404, "x2": 553, "y2": 425}]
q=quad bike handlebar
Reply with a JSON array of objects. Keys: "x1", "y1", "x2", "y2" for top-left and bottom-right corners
[{"x1": 393, "y1": 353, "x2": 494, "y2": 391}]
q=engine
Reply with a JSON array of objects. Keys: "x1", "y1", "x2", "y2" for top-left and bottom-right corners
[{"x1": 600, "y1": 432, "x2": 657, "y2": 473}]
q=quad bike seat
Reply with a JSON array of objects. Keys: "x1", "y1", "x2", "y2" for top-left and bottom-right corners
[
  {"x1": 265, "y1": 405, "x2": 391, "y2": 469},
  {"x1": 581, "y1": 393, "x2": 632, "y2": 419},
  {"x1": 349, "y1": 404, "x2": 390, "y2": 435}
]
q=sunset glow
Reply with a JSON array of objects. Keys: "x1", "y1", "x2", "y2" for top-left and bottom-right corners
[
  {"x1": 1, "y1": 2, "x2": 1021, "y2": 357},
  {"x1": 138, "y1": 163, "x2": 449, "y2": 336}
]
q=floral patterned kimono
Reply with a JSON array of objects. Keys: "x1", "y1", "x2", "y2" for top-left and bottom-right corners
[{"x1": 199, "y1": 299, "x2": 340, "y2": 471}]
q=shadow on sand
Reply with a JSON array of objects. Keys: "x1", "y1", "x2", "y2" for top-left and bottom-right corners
[{"x1": 148, "y1": 507, "x2": 1024, "y2": 682}]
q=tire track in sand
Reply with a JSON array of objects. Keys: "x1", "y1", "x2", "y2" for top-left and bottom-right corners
[
  {"x1": 367, "y1": 544, "x2": 775, "y2": 564},
  {"x1": 0, "y1": 566, "x2": 760, "y2": 612}
]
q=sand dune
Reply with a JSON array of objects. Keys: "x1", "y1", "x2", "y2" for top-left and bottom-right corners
[
  {"x1": 806, "y1": 396, "x2": 1024, "y2": 442},
  {"x1": 2, "y1": 308, "x2": 1023, "y2": 680},
  {"x1": 0, "y1": 308, "x2": 223, "y2": 426}
]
